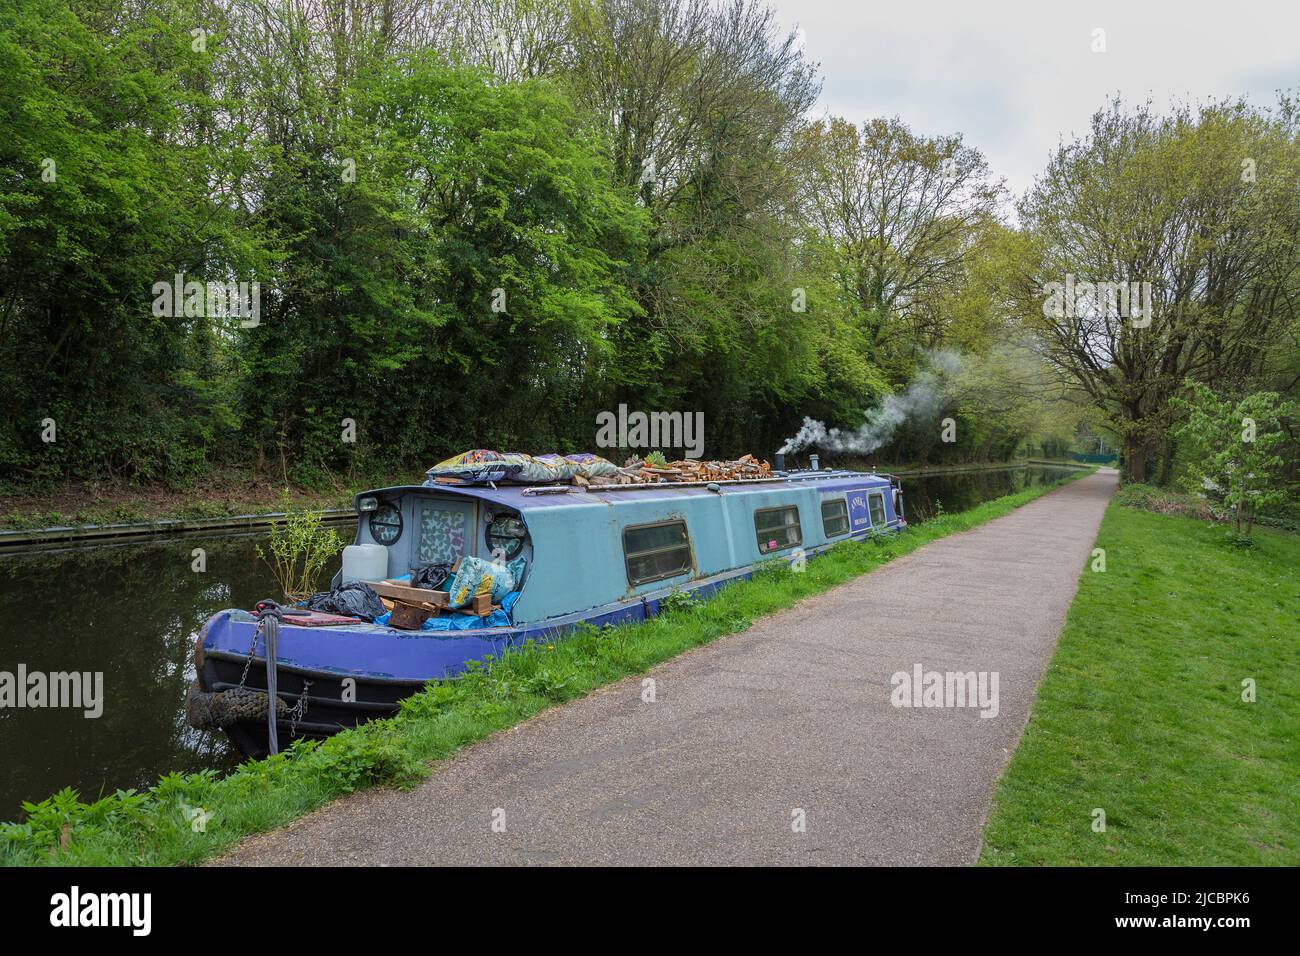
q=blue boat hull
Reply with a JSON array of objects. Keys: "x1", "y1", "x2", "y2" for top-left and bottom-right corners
[{"x1": 195, "y1": 568, "x2": 756, "y2": 755}]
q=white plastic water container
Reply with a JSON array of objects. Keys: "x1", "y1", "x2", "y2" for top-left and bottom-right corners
[{"x1": 342, "y1": 543, "x2": 388, "y2": 583}]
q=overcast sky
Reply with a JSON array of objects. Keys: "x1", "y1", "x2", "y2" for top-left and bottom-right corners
[{"x1": 774, "y1": 0, "x2": 1300, "y2": 203}]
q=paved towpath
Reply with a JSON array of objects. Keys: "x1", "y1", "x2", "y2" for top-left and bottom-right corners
[{"x1": 216, "y1": 469, "x2": 1117, "y2": 866}]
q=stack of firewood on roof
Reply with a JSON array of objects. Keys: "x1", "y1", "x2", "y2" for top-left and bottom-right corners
[{"x1": 573, "y1": 453, "x2": 772, "y2": 487}]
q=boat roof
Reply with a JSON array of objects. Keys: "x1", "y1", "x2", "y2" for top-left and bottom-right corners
[{"x1": 355, "y1": 470, "x2": 898, "y2": 514}]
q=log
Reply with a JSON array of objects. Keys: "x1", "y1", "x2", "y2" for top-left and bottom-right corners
[{"x1": 371, "y1": 581, "x2": 451, "y2": 607}]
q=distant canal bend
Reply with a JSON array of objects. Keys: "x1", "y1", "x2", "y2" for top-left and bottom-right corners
[{"x1": 0, "y1": 463, "x2": 1081, "y2": 818}]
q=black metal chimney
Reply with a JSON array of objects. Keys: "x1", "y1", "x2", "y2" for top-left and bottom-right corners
[{"x1": 773, "y1": 452, "x2": 786, "y2": 472}]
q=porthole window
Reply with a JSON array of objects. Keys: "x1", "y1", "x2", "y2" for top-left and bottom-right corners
[
  {"x1": 486, "y1": 514, "x2": 527, "y2": 561},
  {"x1": 368, "y1": 502, "x2": 403, "y2": 545}
]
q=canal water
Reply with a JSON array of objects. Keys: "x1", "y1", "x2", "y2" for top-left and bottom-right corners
[
  {"x1": 0, "y1": 463, "x2": 1079, "y2": 819},
  {"x1": 895, "y1": 463, "x2": 1080, "y2": 522}
]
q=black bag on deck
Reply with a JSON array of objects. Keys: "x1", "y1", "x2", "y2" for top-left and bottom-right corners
[
  {"x1": 304, "y1": 581, "x2": 386, "y2": 622},
  {"x1": 409, "y1": 562, "x2": 453, "y2": 590}
]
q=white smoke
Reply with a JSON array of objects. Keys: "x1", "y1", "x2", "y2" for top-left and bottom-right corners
[{"x1": 779, "y1": 350, "x2": 962, "y2": 456}]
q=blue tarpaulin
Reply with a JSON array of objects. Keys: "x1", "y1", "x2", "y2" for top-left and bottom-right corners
[{"x1": 374, "y1": 590, "x2": 521, "y2": 631}]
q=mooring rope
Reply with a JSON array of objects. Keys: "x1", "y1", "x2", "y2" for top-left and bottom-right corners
[
  {"x1": 263, "y1": 612, "x2": 279, "y2": 754},
  {"x1": 253, "y1": 600, "x2": 287, "y2": 755}
]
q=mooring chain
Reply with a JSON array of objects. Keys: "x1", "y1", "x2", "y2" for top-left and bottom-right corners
[
  {"x1": 237, "y1": 616, "x2": 264, "y2": 690},
  {"x1": 288, "y1": 680, "x2": 312, "y2": 736}
]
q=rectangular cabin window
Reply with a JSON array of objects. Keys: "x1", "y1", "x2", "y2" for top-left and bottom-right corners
[
  {"x1": 868, "y1": 493, "x2": 887, "y2": 527},
  {"x1": 821, "y1": 497, "x2": 850, "y2": 537},
  {"x1": 624, "y1": 520, "x2": 693, "y2": 586},
  {"x1": 755, "y1": 506, "x2": 802, "y2": 554}
]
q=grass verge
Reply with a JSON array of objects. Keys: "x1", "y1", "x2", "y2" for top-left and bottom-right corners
[
  {"x1": 979, "y1": 503, "x2": 1300, "y2": 866},
  {"x1": 1, "y1": 468, "x2": 1096, "y2": 866}
]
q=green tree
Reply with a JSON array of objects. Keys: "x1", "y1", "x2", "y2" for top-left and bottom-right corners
[
  {"x1": 1016, "y1": 98, "x2": 1300, "y2": 484},
  {"x1": 0, "y1": 0, "x2": 265, "y2": 482},
  {"x1": 1172, "y1": 381, "x2": 1297, "y2": 538},
  {"x1": 234, "y1": 33, "x2": 647, "y2": 476},
  {"x1": 799, "y1": 116, "x2": 1004, "y2": 375}
]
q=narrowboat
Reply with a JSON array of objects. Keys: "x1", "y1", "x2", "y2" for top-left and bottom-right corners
[{"x1": 188, "y1": 459, "x2": 905, "y2": 756}]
